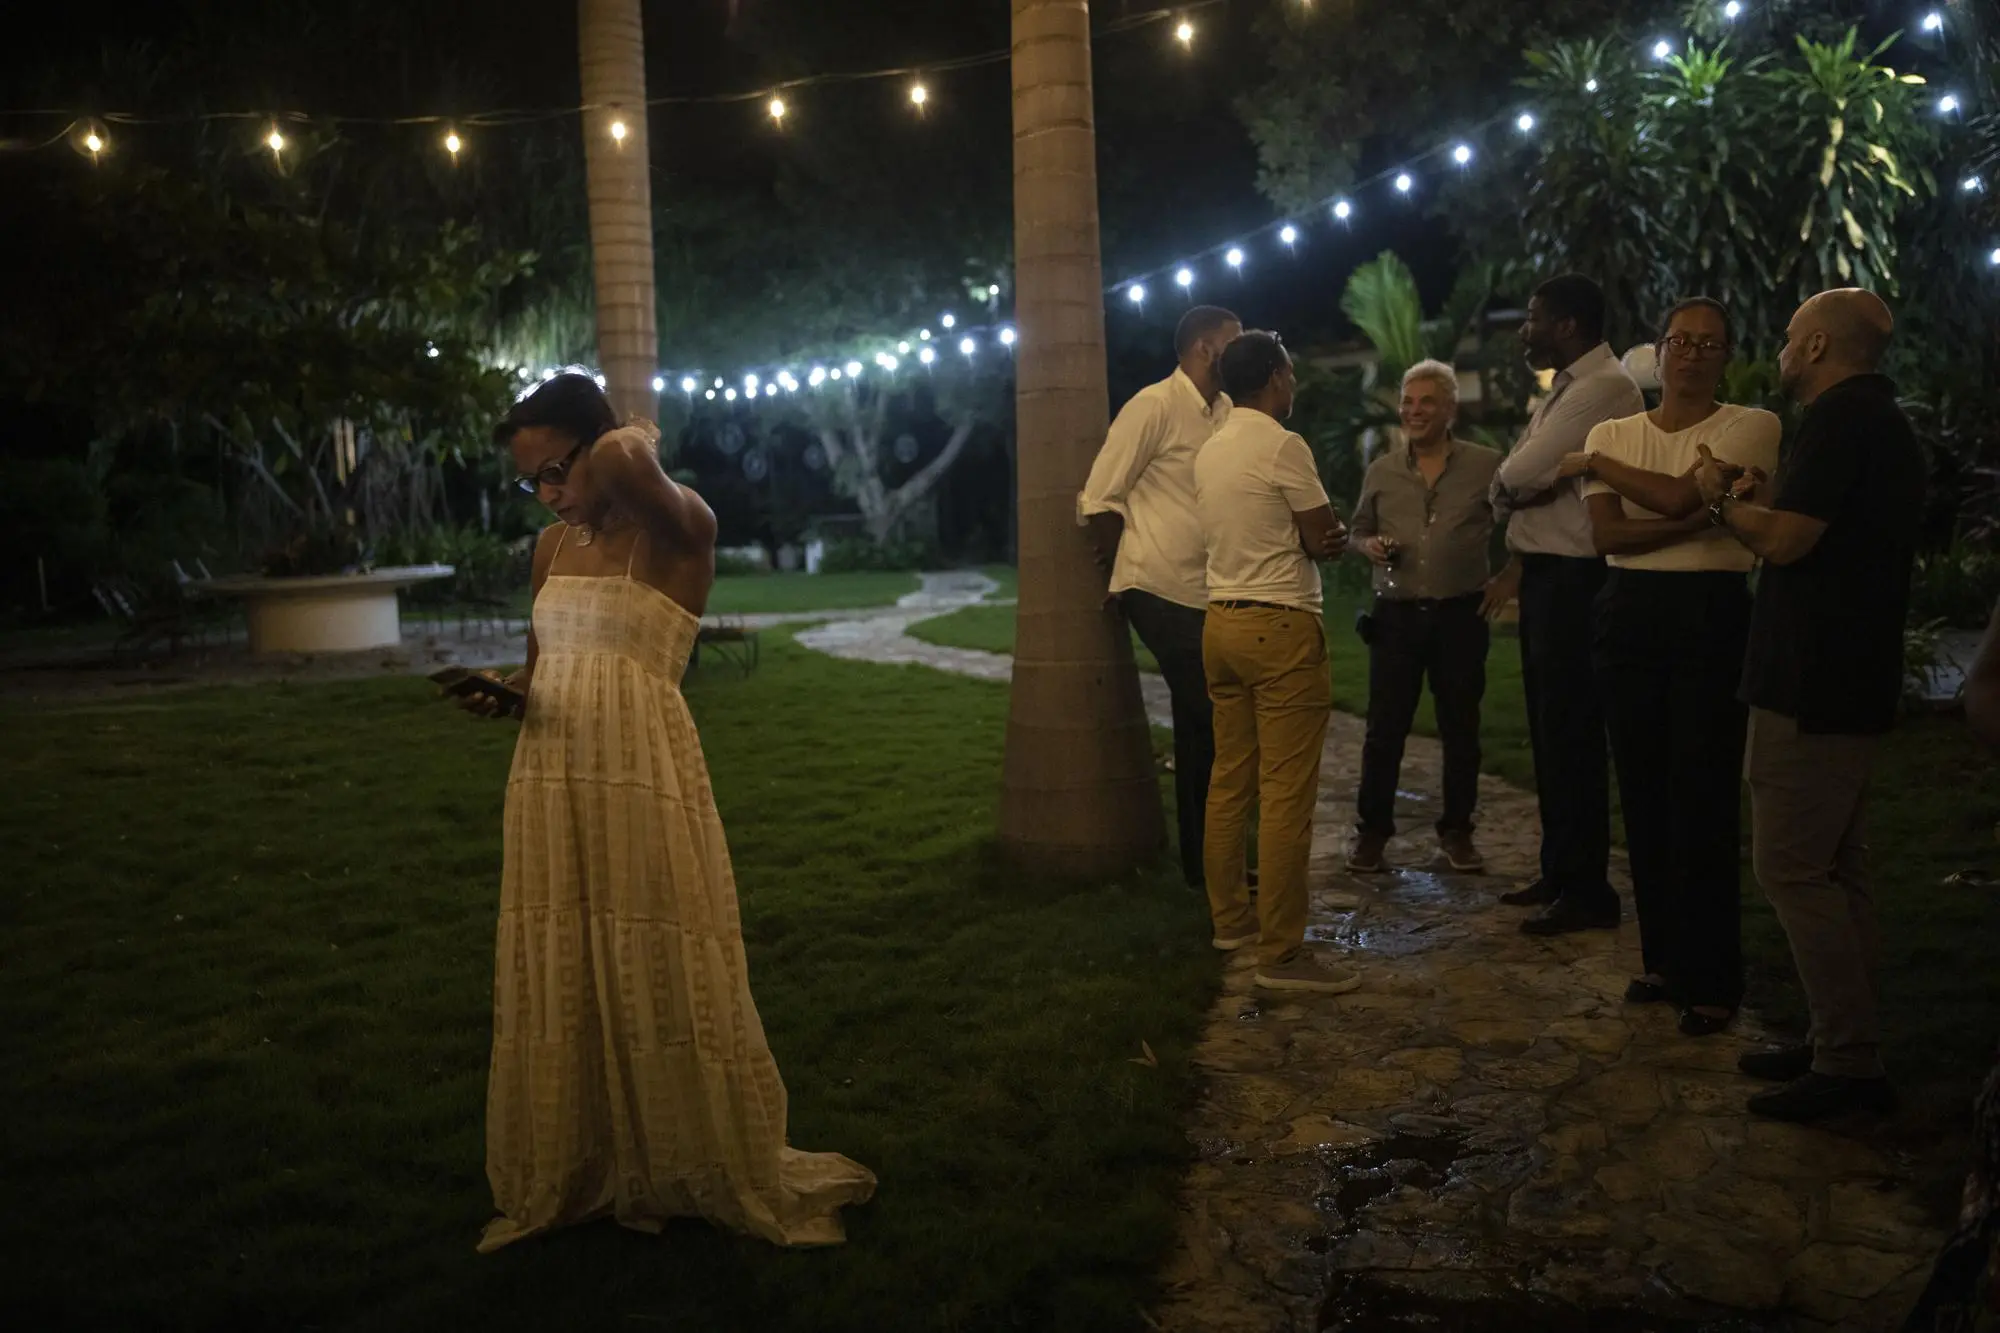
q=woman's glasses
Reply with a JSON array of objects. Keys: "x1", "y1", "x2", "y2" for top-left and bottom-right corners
[
  {"x1": 1661, "y1": 334, "x2": 1730, "y2": 359},
  {"x1": 513, "y1": 439, "x2": 589, "y2": 494}
]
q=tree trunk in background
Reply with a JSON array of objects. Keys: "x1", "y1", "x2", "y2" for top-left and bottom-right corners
[
  {"x1": 577, "y1": 0, "x2": 658, "y2": 424},
  {"x1": 999, "y1": 0, "x2": 1164, "y2": 876}
]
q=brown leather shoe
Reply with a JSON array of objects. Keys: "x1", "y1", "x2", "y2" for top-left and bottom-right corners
[
  {"x1": 1345, "y1": 831, "x2": 1389, "y2": 873},
  {"x1": 1439, "y1": 830, "x2": 1485, "y2": 873}
]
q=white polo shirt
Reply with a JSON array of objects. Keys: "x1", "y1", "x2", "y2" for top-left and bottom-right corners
[
  {"x1": 1194, "y1": 407, "x2": 1331, "y2": 613},
  {"x1": 1582, "y1": 404, "x2": 1782, "y2": 572},
  {"x1": 1076, "y1": 368, "x2": 1230, "y2": 610}
]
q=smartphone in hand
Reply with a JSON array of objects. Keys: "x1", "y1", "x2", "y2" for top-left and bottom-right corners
[{"x1": 429, "y1": 667, "x2": 526, "y2": 718}]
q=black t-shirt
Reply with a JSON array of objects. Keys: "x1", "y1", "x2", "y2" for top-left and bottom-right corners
[{"x1": 1739, "y1": 374, "x2": 1925, "y2": 735}]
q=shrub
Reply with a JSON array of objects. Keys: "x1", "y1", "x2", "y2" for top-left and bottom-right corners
[{"x1": 818, "y1": 535, "x2": 937, "y2": 573}]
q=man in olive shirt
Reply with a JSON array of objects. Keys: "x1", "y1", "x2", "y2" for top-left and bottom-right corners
[{"x1": 1348, "y1": 360, "x2": 1501, "y2": 875}]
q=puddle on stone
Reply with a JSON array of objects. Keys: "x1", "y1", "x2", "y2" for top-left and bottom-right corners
[
  {"x1": 1318, "y1": 1127, "x2": 1474, "y2": 1226},
  {"x1": 1319, "y1": 1277, "x2": 1785, "y2": 1332}
]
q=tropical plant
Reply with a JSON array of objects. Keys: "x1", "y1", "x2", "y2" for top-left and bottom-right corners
[{"x1": 998, "y1": 0, "x2": 1164, "y2": 877}]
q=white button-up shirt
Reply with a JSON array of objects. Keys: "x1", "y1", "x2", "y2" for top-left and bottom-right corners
[
  {"x1": 1193, "y1": 407, "x2": 1331, "y2": 614},
  {"x1": 1491, "y1": 343, "x2": 1644, "y2": 558},
  {"x1": 1077, "y1": 368, "x2": 1231, "y2": 610}
]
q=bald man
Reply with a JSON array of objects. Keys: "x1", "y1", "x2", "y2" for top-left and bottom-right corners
[{"x1": 1690, "y1": 288, "x2": 1925, "y2": 1122}]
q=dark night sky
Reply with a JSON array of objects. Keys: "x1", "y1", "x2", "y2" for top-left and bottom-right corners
[{"x1": 5, "y1": 0, "x2": 1463, "y2": 368}]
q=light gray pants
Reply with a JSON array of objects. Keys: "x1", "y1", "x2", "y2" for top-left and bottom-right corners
[{"x1": 1746, "y1": 709, "x2": 1884, "y2": 1079}]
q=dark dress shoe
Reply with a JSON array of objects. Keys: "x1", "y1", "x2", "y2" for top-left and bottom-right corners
[
  {"x1": 1747, "y1": 1072, "x2": 1896, "y2": 1122},
  {"x1": 1737, "y1": 1044, "x2": 1814, "y2": 1082},
  {"x1": 1499, "y1": 879, "x2": 1559, "y2": 907},
  {"x1": 1624, "y1": 978, "x2": 1674, "y2": 1004},
  {"x1": 1678, "y1": 1007, "x2": 1735, "y2": 1037},
  {"x1": 1519, "y1": 897, "x2": 1621, "y2": 936}
]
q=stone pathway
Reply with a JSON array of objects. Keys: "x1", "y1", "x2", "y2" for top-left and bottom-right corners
[{"x1": 792, "y1": 588, "x2": 1950, "y2": 1333}]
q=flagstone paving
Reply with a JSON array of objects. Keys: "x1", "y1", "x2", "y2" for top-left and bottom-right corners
[{"x1": 790, "y1": 590, "x2": 1949, "y2": 1333}]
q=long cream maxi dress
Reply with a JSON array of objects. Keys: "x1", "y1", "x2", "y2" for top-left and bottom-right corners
[{"x1": 480, "y1": 528, "x2": 876, "y2": 1252}]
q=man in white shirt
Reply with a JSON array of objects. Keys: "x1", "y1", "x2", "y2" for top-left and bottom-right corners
[
  {"x1": 1486, "y1": 274, "x2": 1644, "y2": 936},
  {"x1": 1194, "y1": 331, "x2": 1355, "y2": 994},
  {"x1": 1079, "y1": 306, "x2": 1240, "y2": 889}
]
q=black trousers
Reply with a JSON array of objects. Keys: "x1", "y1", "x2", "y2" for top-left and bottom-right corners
[
  {"x1": 1356, "y1": 594, "x2": 1489, "y2": 836},
  {"x1": 1594, "y1": 568, "x2": 1751, "y2": 1009},
  {"x1": 1121, "y1": 590, "x2": 1214, "y2": 886},
  {"x1": 1518, "y1": 554, "x2": 1615, "y2": 908}
]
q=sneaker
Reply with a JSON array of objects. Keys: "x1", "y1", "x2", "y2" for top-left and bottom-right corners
[
  {"x1": 1747, "y1": 1072, "x2": 1897, "y2": 1122},
  {"x1": 1210, "y1": 920, "x2": 1260, "y2": 952},
  {"x1": 1255, "y1": 953, "x2": 1362, "y2": 994},
  {"x1": 1737, "y1": 1044, "x2": 1814, "y2": 1083},
  {"x1": 1439, "y1": 830, "x2": 1485, "y2": 874},
  {"x1": 1499, "y1": 878, "x2": 1559, "y2": 907},
  {"x1": 1346, "y1": 831, "x2": 1390, "y2": 873}
]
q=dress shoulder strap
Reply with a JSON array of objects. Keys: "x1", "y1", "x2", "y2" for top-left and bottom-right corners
[{"x1": 625, "y1": 527, "x2": 645, "y2": 580}]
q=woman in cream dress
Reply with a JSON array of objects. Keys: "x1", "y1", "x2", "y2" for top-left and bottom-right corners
[{"x1": 471, "y1": 373, "x2": 874, "y2": 1252}]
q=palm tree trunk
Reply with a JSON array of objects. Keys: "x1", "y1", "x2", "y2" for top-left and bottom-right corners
[
  {"x1": 577, "y1": 0, "x2": 659, "y2": 424},
  {"x1": 999, "y1": 0, "x2": 1164, "y2": 876}
]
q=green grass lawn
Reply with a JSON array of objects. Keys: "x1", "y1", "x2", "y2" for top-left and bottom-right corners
[
  {"x1": 705, "y1": 569, "x2": 921, "y2": 615},
  {"x1": 907, "y1": 590, "x2": 2000, "y2": 1151},
  {"x1": 0, "y1": 636, "x2": 1215, "y2": 1331}
]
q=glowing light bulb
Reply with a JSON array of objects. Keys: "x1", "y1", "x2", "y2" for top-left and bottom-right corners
[
  {"x1": 609, "y1": 120, "x2": 627, "y2": 143},
  {"x1": 1517, "y1": 112, "x2": 1537, "y2": 133},
  {"x1": 705, "y1": 389, "x2": 716, "y2": 400},
  {"x1": 267, "y1": 128, "x2": 286, "y2": 152},
  {"x1": 1962, "y1": 176, "x2": 1984, "y2": 193},
  {"x1": 1394, "y1": 172, "x2": 1414, "y2": 193},
  {"x1": 909, "y1": 83, "x2": 928, "y2": 108},
  {"x1": 845, "y1": 361, "x2": 863, "y2": 376},
  {"x1": 1226, "y1": 248, "x2": 1245, "y2": 270},
  {"x1": 1279, "y1": 224, "x2": 1298, "y2": 246},
  {"x1": 768, "y1": 96, "x2": 787, "y2": 123},
  {"x1": 1452, "y1": 143, "x2": 1473, "y2": 166},
  {"x1": 1653, "y1": 39, "x2": 1673, "y2": 60},
  {"x1": 651, "y1": 376, "x2": 665, "y2": 392},
  {"x1": 881, "y1": 354, "x2": 899, "y2": 371},
  {"x1": 1939, "y1": 94, "x2": 1961, "y2": 114},
  {"x1": 959, "y1": 337, "x2": 975, "y2": 356},
  {"x1": 1723, "y1": 1, "x2": 1742, "y2": 18},
  {"x1": 1923, "y1": 11, "x2": 1943, "y2": 33},
  {"x1": 84, "y1": 131, "x2": 103, "y2": 154},
  {"x1": 897, "y1": 341, "x2": 911, "y2": 354},
  {"x1": 426, "y1": 344, "x2": 440, "y2": 359},
  {"x1": 830, "y1": 369, "x2": 843, "y2": 381},
  {"x1": 744, "y1": 373, "x2": 759, "y2": 393},
  {"x1": 725, "y1": 388, "x2": 738, "y2": 401},
  {"x1": 445, "y1": 131, "x2": 462, "y2": 156},
  {"x1": 1989, "y1": 247, "x2": 2000, "y2": 266},
  {"x1": 920, "y1": 329, "x2": 932, "y2": 341},
  {"x1": 1333, "y1": 199, "x2": 1353, "y2": 221},
  {"x1": 1175, "y1": 267, "x2": 1194, "y2": 289},
  {"x1": 1175, "y1": 20, "x2": 1195, "y2": 47},
  {"x1": 919, "y1": 346, "x2": 937, "y2": 366},
  {"x1": 765, "y1": 383, "x2": 778, "y2": 397},
  {"x1": 1585, "y1": 77, "x2": 1600, "y2": 92},
  {"x1": 941, "y1": 313, "x2": 956, "y2": 329},
  {"x1": 999, "y1": 327, "x2": 1016, "y2": 346},
  {"x1": 809, "y1": 367, "x2": 827, "y2": 386},
  {"x1": 681, "y1": 376, "x2": 698, "y2": 393},
  {"x1": 1128, "y1": 283, "x2": 1147, "y2": 304}
]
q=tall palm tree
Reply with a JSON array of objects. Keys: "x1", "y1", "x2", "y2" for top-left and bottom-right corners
[
  {"x1": 999, "y1": 0, "x2": 1164, "y2": 876},
  {"x1": 577, "y1": 0, "x2": 658, "y2": 424}
]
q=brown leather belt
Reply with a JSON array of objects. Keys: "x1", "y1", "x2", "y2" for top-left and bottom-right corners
[{"x1": 1210, "y1": 599, "x2": 1300, "y2": 612}]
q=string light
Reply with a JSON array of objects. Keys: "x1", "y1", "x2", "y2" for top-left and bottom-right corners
[
  {"x1": 1652, "y1": 39, "x2": 1673, "y2": 60},
  {"x1": 1938, "y1": 93, "x2": 1960, "y2": 115},
  {"x1": 609, "y1": 119, "x2": 627, "y2": 143},
  {"x1": 84, "y1": 130, "x2": 104, "y2": 155},
  {"x1": 897, "y1": 340, "x2": 911, "y2": 354},
  {"x1": 713, "y1": 377, "x2": 724, "y2": 389},
  {"x1": 1127, "y1": 283, "x2": 1147, "y2": 304},
  {"x1": 1585, "y1": 77, "x2": 1600, "y2": 92},
  {"x1": 651, "y1": 375, "x2": 665, "y2": 392},
  {"x1": 681, "y1": 376, "x2": 699, "y2": 393},
  {"x1": 941, "y1": 313, "x2": 956, "y2": 329},
  {"x1": 1723, "y1": 1, "x2": 1742, "y2": 19},
  {"x1": 918, "y1": 345, "x2": 937, "y2": 365},
  {"x1": 1989, "y1": 247, "x2": 2000, "y2": 266},
  {"x1": 830, "y1": 368, "x2": 844, "y2": 381},
  {"x1": 765, "y1": 383, "x2": 778, "y2": 396},
  {"x1": 909, "y1": 82, "x2": 928, "y2": 109},
  {"x1": 1963, "y1": 176, "x2": 1985, "y2": 193},
  {"x1": 1332, "y1": 198, "x2": 1353, "y2": 221},
  {"x1": 1279, "y1": 224, "x2": 1298, "y2": 246},
  {"x1": 1922, "y1": 11, "x2": 1943, "y2": 33},
  {"x1": 1452, "y1": 143, "x2": 1473, "y2": 166},
  {"x1": 1225, "y1": 247, "x2": 1245, "y2": 270},
  {"x1": 919, "y1": 328, "x2": 932, "y2": 341},
  {"x1": 444, "y1": 130, "x2": 462, "y2": 157},
  {"x1": 809, "y1": 366, "x2": 827, "y2": 386},
  {"x1": 745, "y1": 372, "x2": 759, "y2": 393},
  {"x1": 1394, "y1": 172, "x2": 1414, "y2": 194},
  {"x1": 1517, "y1": 111, "x2": 1536, "y2": 132},
  {"x1": 959, "y1": 337, "x2": 976, "y2": 356},
  {"x1": 266, "y1": 127, "x2": 285, "y2": 153},
  {"x1": 1175, "y1": 267, "x2": 1195, "y2": 289},
  {"x1": 726, "y1": 388, "x2": 738, "y2": 401},
  {"x1": 705, "y1": 389, "x2": 717, "y2": 400},
  {"x1": 1175, "y1": 20, "x2": 1195, "y2": 47},
  {"x1": 845, "y1": 360, "x2": 864, "y2": 376},
  {"x1": 768, "y1": 96, "x2": 787, "y2": 124},
  {"x1": 999, "y1": 328, "x2": 1016, "y2": 346}
]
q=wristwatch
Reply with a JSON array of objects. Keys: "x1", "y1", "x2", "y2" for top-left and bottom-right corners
[{"x1": 1707, "y1": 492, "x2": 1733, "y2": 528}]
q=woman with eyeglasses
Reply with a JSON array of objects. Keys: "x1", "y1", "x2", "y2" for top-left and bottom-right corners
[
  {"x1": 1556, "y1": 299, "x2": 1780, "y2": 1037},
  {"x1": 470, "y1": 372, "x2": 875, "y2": 1252}
]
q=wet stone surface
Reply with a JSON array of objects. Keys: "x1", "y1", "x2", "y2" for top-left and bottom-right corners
[{"x1": 788, "y1": 598, "x2": 1949, "y2": 1333}]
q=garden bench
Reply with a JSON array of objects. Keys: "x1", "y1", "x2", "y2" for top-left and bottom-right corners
[{"x1": 691, "y1": 620, "x2": 759, "y2": 677}]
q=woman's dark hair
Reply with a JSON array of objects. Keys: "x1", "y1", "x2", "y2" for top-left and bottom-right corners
[
  {"x1": 494, "y1": 372, "x2": 619, "y2": 450},
  {"x1": 1657, "y1": 296, "x2": 1734, "y2": 349},
  {"x1": 1219, "y1": 330, "x2": 1290, "y2": 401}
]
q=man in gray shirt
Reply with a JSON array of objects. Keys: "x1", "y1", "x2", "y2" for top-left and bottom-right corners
[
  {"x1": 1348, "y1": 360, "x2": 1501, "y2": 876},
  {"x1": 1486, "y1": 274, "x2": 1644, "y2": 935}
]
